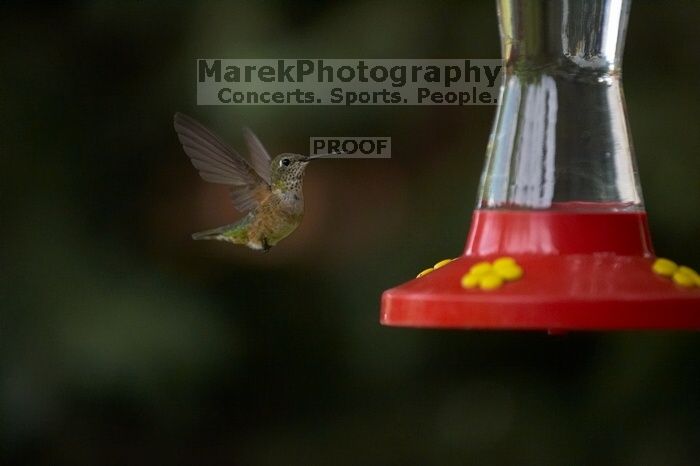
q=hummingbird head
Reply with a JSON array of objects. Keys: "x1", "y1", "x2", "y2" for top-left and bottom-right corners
[{"x1": 270, "y1": 153, "x2": 312, "y2": 188}]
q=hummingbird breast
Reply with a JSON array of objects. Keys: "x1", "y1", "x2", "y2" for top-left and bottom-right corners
[{"x1": 248, "y1": 191, "x2": 304, "y2": 246}]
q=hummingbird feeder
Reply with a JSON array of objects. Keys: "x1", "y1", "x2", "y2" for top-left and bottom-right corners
[{"x1": 381, "y1": 0, "x2": 700, "y2": 331}]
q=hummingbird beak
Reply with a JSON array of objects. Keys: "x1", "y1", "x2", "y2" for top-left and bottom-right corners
[{"x1": 307, "y1": 150, "x2": 344, "y2": 160}]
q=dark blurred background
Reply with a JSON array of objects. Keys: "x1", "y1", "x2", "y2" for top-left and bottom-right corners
[{"x1": 2, "y1": 1, "x2": 700, "y2": 465}]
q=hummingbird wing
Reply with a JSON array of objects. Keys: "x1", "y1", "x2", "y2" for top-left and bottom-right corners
[
  {"x1": 242, "y1": 127, "x2": 272, "y2": 184},
  {"x1": 173, "y1": 113, "x2": 270, "y2": 213}
]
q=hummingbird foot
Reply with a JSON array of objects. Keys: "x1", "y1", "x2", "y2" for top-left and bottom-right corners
[{"x1": 262, "y1": 237, "x2": 271, "y2": 253}]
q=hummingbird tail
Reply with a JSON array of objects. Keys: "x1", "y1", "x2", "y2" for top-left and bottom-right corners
[{"x1": 191, "y1": 225, "x2": 231, "y2": 241}]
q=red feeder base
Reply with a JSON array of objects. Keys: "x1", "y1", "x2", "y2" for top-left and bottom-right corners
[{"x1": 381, "y1": 209, "x2": 700, "y2": 331}]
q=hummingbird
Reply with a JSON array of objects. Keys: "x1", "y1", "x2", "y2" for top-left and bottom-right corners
[{"x1": 173, "y1": 112, "x2": 323, "y2": 252}]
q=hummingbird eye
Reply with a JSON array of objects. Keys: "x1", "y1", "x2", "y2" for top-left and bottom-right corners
[{"x1": 281, "y1": 158, "x2": 290, "y2": 167}]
